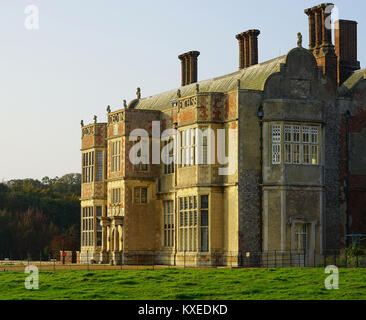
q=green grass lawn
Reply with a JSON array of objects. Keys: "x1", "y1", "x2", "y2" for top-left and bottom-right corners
[{"x1": 0, "y1": 267, "x2": 365, "y2": 300}]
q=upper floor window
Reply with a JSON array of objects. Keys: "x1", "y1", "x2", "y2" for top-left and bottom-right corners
[
  {"x1": 81, "y1": 206, "x2": 94, "y2": 247},
  {"x1": 271, "y1": 125, "x2": 281, "y2": 165},
  {"x1": 180, "y1": 127, "x2": 210, "y2": 167},
  {"x1": 111, "y1": 141, "x2": 121, "y2": 172},
  {"x1": 181, "y1": 129, "x2": 196, "y2": 167},
  {"x1": 272, "y1": 124, "x2": 320, "y2": 165},
  {"x1": 163, "y1": 138, "x2": 175, "y2": 174},
  {"x1": 96, "y1": 151, "x2": 104, "y2": 181},
  {"x1": 82, "y1": 151, "x2": 94, "y2": 183},
  {"x1": 134, "y1": 187, "x2": 147, "y2": 204},
  {"x1": 111, "y1": 188, "x2": 121, "y2": 205}
]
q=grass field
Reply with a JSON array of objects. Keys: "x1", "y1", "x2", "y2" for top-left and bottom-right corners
[{"x1": 0, "y1": 267, "x2": 365, "y2": 300}]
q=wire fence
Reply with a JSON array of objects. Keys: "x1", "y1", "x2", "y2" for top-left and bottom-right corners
[{"x1": 0, "y1": 249, "x2": 365, "y2": 272}]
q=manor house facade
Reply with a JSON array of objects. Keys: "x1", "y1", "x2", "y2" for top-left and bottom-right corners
[{"x1": 79, "y1": 3, "x2": 366, "y2": 266}]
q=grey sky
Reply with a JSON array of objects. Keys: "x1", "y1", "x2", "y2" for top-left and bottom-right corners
[{"x1": 0, "y1": 0, "x2": 365, "y2": 181}]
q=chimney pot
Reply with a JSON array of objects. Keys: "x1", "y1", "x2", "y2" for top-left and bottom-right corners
[
  {"x1": 335, "y1": 19, "x2": 360, "y2": 85},
  {"x1": 236, "y1": 29, "x2": 260, "y2": 69},
  {"x1": 178, "y1": 51, "x2": 200, "y2": 86}
]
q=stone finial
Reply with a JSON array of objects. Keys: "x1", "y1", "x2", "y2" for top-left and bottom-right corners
[
  {"x1": 177, "y1": 89, "x2": 181, "y2": 98},
  {"x1": 107, "y1": 105, "x2": 111, "y2": 113},
  {"x1": 196, "y1": 83, "x2": 200, "y2": 94},
  {"x1": 123, "y1": 100, "x2": 127, "y2": 108},
  {"x1": 297, "y1": 32, "x2": 303, "y2": 48},
  {"x1": 93, "y1": 115, "x2": 97, "y2": 124},
  {"x1": 136, "y1": 87, "x2": 141, "y2": 99},
  {"x1": 80, "y1": 120, "x2": 84, "y2": 127}
]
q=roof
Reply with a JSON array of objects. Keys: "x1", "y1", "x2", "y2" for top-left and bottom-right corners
[
  {"x1": 342, "y1": 69, "x2": 366, "y2": 90},
  {"x1": 134, "y1": 55, "x2": 287, "y2": 111}
]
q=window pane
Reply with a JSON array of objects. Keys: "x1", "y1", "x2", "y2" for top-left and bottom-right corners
[
  {"x1": 272, "y1": 144, "x2": 281, "y2": 164},
  {"x1": 201, "y1": 210, "x2": 208, "y2": 226},
  {"x1": 201, "y1": 228, "x2": 209, "y2": 252},
  {"x1": 134, "y1": 188, "x2": 140, "y2": 203},
  {"x1": 312, "y1": 145, "x2": 318, "y2": 165},
  {"x1": 201, "y1": 195, "x2": 208, "y2": 209},
  {"x1": 272, "y1": 125, "x2": 281, "y2": 143},
  {"x1": 141, "y1": 188, "x2": 147, "y2": 203},
  {"x1": 284, "y1": 144, "x2": 291, "y2": 164}
]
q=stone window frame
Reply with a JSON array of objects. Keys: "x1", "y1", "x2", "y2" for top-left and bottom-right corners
[
  {"x1": 82, "y1": 151, "x2": 94, "y2": 183},
  {"x1": 178, "y1": 194, "x2": 210, "y2": 253},
  {"x1": 272, "y1": 123, "x2": 320, "y2": 166},
  {"x1": 111, "y1": 188, "x2": 121, "y2": 205},
  {"x1": 81, "y1": 206, "x2": 94, "y2": 247},
  {"x1": 134, "y1": 187, "x2": 148, "y2": 204},
  {"x1": 179, "y1": 126, "x2": 211, "y2": 168},
  {"x1": 111, "y1": 140, "x2": 121, "y2": 172},
  {"x1": 180, "y1": 128, "x2": 196, "y2": 167},
  {"x1": 96, "y1": 150, "x2": 104, "y2": 181},
  {"x1": 271, "y1": 124, "x2": 281, "y2": 165},
  {"x1": 294, "y1": 223, "x2": 308, "y2": 253},
  {"x1": 178, "y1": 196, "x2": 198, "y2": 252},
  {"x1": 163, "y1": 200, "x2": 175, "y2": 247}
]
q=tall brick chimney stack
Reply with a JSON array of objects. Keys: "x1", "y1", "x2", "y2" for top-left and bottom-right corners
[
  {"x1": 335, "y1": 20, "x2": 360, "y2": 85},
  {"x1": 305, "y1": 3, "x2": 337, "y2": 85},
  {"x1": 178, "y1": 51, "x2": 200, "y2": 86},
  {"x1": 236, "y1": 29, "x2": 260, "y2": 70}
]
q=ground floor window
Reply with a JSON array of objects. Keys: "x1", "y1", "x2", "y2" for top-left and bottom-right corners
[
  {"x1": 178, "y1": 195, "x2": 209, "y2": 252},
  {"x1": 295, "y1": 223, "x2": 308, "y2": 253},
  {"x1": 200, "y1": 195, "x2": 209, "y2": 252},
  {"x1": 82, "y1": 207, "x2": 94, "y2": 247},
  {"x1": 163, "y1": 201, "x2": 174, "y2": 247}
]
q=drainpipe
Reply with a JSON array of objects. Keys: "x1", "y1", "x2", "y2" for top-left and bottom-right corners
[
  {"x1": 345, "y1": 110, "x2": 351, "y2": 247},
  {"x1": 257, "y1": 105, "x2": 264, "y2": 252}
]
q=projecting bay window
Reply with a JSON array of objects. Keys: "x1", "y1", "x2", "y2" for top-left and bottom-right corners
[
  {"x1": 272, "y1": 124, "x2": 320, "y2": 165},
  {"x1": 82, "y1": 151, "x2": 94, "y2": 183},
  {"x1": 82, "y1": 207, "x2": 94, "y2": 247},
  {"x1": 178, "y1": 195, "x2": 209, "y2": 252},
  {"x1": 163, "y1": 201, "x2": 174, "y2": 247},
  {"x1": 111, "y1": 141, "x2": 121, "y2": 172},
  {"x1": 96, "y1": 151, "x2": 104, "y2": 181}
]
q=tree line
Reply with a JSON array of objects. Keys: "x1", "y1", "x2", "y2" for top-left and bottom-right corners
[{"x1": 0, "y1": 173, "x2": 81, "y2": 260}]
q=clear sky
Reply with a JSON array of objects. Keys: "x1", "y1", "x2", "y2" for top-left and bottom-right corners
[{"x1": 0, "y1": 0, "x2": 365, "y2": 181}]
